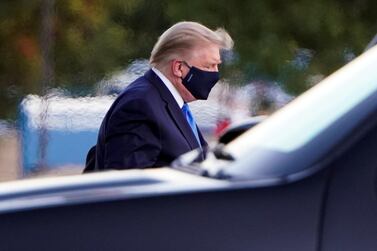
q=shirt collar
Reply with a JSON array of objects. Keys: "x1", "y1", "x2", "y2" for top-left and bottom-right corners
[{"x1": 152, "y1": 67, "x2": 184, "y2": 108}]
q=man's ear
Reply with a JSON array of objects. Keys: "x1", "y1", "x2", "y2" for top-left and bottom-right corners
[{"x1": 171, "y1": 60, "x2": 183, "y2": 78}]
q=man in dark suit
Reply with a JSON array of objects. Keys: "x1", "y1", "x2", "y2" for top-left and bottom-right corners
[{"x1": 84, "y1": 21, "x2": 233, "y2": 171}]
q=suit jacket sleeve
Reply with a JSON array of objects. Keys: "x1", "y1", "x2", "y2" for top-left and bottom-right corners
[{"x1": 103, "y1": 98, "x2": 162, "y2": 169}]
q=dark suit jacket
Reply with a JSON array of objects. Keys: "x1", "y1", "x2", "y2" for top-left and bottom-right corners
[{"x1": 85, "y1": 69, "x2": 207, "y2": 171}]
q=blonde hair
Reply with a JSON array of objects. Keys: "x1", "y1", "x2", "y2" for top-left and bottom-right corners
[{"x1": 150, "y1": 21, "x2": 234, "y2": 67}]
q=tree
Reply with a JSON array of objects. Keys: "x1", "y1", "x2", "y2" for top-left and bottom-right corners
[
  {"x1": 1, "y1": 0, "x2": 377, "y2": 120},
  {"x1": 165, "y1": 0, "x2": 377, "y2": 94}
]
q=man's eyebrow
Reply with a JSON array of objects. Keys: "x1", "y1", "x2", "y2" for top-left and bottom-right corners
[{"x1": 211, "y1": 58, "x2": 222, "y2": 64}]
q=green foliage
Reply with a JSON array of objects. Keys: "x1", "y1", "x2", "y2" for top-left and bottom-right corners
[
  {"x1": 166, "y1": 0, "x2": 377, "y2": 93},
  {"x1": 0, "y1": 0, "x2": 376, "y2": 119},
  {"x1": 54, "y1": 0, "x2": 131, "y2": 86}
]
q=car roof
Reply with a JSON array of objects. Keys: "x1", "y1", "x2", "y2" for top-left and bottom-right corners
[{"x1": 0, "y1": 168, "x2": 230, "y2": 214}]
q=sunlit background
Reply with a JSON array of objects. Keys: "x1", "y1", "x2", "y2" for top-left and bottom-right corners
[{"x1": 0, "y1": 0, "x2": 376, "y2": 181}]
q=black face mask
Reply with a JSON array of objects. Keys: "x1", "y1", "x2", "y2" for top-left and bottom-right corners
[{"x1": 181, "y1": 61, "x2": 220, "y2": 100}]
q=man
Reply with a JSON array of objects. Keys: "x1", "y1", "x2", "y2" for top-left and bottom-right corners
[{"x1": 84, "y1": 21, "x2": 233, "y2": 172}]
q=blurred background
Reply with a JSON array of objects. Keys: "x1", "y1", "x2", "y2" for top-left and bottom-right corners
[{"x1": 0, "y1": 0, "x2": 376, "y2": 181}]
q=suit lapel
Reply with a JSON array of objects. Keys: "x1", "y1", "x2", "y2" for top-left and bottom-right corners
[
  {"x1": 198, "y1": 128, "x2": 208, "y2": 147},
  {"x1": 166, "y1": 102, "x2": 201, "y2": 149},
  {"x1": 144, "y1": 70, "x2": 200, "y2": 150}
]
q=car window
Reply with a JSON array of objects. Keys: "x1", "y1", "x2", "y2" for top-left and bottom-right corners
[
  {"x1": 220, "y1": 46, "x2": 377, "y2": 181},
  {"x1": 227, "y1": 46, "x2": 377, "y2": 155}
]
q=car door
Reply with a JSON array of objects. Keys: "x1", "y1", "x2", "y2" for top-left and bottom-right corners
[{"x1": 320, "y1": 111, "x2": 377, "y2": 251}]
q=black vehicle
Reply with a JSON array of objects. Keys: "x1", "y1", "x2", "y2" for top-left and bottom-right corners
[{"x1": 1, "y1": 45, "x2": 377, "y2": 251}]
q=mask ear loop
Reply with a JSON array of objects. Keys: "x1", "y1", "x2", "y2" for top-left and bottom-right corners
[
  {"x1": 181, "y1": 61, "x2": 192, "y2": 69},
  {"x1": 180, "y1": 61, "x2": 192, "y2": 81}
]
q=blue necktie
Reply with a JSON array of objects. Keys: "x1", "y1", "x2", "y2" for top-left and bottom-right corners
[{"x1": 181, "y1": 103, "x2": 201, "y2": 147}]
